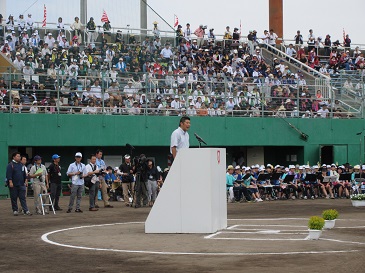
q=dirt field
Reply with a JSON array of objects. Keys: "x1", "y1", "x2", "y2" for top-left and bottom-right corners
[{"x1": 0, "y1": 196, "x2": 364, "y2": 273}]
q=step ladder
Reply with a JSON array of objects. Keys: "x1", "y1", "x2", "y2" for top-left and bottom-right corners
[{"x1": 39, "y1": 193, "x2": 56, "y2": 215}]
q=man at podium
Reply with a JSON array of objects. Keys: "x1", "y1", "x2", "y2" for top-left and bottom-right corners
[{"x1": 170, "y1": 116, "x2": 190, "y2": 159}]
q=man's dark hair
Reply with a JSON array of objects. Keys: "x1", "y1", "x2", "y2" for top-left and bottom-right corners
[
  {"x1": 12, "y1": 152, "x2": 20, "y2": 159},
  {"x1": 20, "y1": 155, "x2": 27, "y2": 161},
  {"x1": 96, "y1": 149, "x2": 103, "y2": 155},
  {"x1": 179, "y1": 116, "x2": 190, "y2": 126},
  {"x1": 106, "y1": 166, "x2": 113, "y2": 171},
  {"x1": 90, "y1": 154, "x2": 96, "y2": 159}
]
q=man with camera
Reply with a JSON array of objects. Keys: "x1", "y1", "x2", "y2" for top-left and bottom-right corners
[
  {"x1": 119, "y1": 154, "x2": 135, "y2": 206},
  {"x1": 133, "y1": 154, "x2": 149, "y2": 208},
  {"x1": 95, "y1": 149, "x2": 113, "y2": 208},
  {"x1": 66, "y1": 152, "x2": 85, "y2": 213},
  {"x1": 84, "y1": 154, "x2": 101, "y2": 211},
  {"x1": 29, "y1": 155, "x2": 49, "y2": 215}
]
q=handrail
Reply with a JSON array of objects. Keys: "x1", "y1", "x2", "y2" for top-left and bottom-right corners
[{"x1": 264, "y1": 43, "x2": 330, "y2": 80}]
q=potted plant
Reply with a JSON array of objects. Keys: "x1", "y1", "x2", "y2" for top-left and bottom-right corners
[
  {"x1": 322, "y1": 209, "x2": 339, "y2": 229},
  {"x1": 307, "y1": 216, "x2": 325, "y2": 240},
  {"x1": 350, "y1": 194, "x2": 365, "y2": 207}
]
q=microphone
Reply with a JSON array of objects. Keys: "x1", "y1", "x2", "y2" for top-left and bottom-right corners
[
  {"x1": 126, "y1": 143, "x2": 135, "y2": 150},
  {"x1": 194, "y1": 133, "x2": 207, "y2": 145}
]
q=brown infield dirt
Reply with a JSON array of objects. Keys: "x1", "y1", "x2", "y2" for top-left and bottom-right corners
[{"x1": 0, "y1": 196, "x2": 364, "y2": 273}]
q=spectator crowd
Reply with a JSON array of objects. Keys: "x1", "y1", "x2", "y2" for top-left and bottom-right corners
[{"x1": 0, "y1": 14, "x2": 358, "y2": 118}]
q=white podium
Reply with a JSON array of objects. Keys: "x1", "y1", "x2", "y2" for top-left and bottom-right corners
[{"x1": 145, "y1": 148, "x2": 227, "y2": 233}]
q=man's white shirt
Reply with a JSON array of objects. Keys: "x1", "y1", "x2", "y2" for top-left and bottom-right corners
[{"x1": 170, "y1": 127, "x2": 189, "y2": 154}]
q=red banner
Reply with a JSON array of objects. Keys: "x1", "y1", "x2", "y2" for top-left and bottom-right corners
[
  {"x1": 174, "y1": 14, "x2": 179, "y2": 28},
  {"x1": 101, "y1": 10, "x2": 109, "y2": 23}
]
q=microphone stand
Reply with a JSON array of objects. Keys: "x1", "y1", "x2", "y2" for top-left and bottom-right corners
[{"x1": 194, "y1": 133, "x2": 207, "y2": 148}]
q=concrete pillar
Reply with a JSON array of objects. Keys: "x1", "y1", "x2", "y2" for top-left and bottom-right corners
[
  {"x1": 269, "y1": 0, "x2": 283, "y2": 42},
  {"x1": 0, "y1": 1, "x2": 6, "y2": 17},
  {"x1": 80, "y1": 0, "x2": 87, "y2": 25},
  {"x1": 140, "y1": 0, "x2": 147, "y2": 37}
]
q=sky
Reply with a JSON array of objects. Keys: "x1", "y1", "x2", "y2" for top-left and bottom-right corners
[{"x1": 4, "y1": 0, "x2": 365, "y2": 46}]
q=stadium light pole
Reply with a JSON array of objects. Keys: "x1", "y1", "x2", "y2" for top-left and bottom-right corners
[
  {"x1": 140, "y1": 0, "x2": 147, "y2": 37},
  {"x1": 357, "y1": 131, "x2": 364, "y2": 165}
]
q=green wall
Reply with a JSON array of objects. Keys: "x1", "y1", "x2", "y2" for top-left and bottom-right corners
[{"x1": 1, "y1": 114, "x2": 365, "y2": 196}]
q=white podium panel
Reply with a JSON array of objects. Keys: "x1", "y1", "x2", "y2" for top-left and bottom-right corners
[{"x1": 145, "y1": 148, "x2": 227, "y2": 233}]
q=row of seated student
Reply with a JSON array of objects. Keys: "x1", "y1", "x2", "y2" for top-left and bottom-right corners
[{"x1": 227, "y1": 164, "x2": 365, "y2": 203}]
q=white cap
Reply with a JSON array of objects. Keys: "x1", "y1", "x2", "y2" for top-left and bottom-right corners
[
  {"x1": 114, "y1": 167, "x2": 119, "y2": 171},
  {"x1": 299, "y1": 166, "x2": 304, "y2": 170},
  {"x1": 75, "y1": 152, "x2": 82, "y2": 157},
  {"x1": 289, "y1": 165, "x2": 295, "y2": 169},
  {"x1": 124, "y1": 154, "x2": 131, "y2": 159},
  {"x1": 235, "y1": 165, "x2": 241, "y2": 170},
  {"x1": 362, "y1": 165, "x2": 365, "y2": 170},
  {"x1": 274, "y1": 165, "x2": 281, "y2": 169},
  {"x1": 245, "y1": 167, "x2": 251, "y2": 171}
]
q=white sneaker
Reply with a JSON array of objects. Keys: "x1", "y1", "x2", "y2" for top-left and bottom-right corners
[
  {"x1": 304, "y1": 196, "x2": 307, "y2": 200},
  {"x1": 258, "y1": 198, "x2": 263, "y2": 202},
  {"x1": 13, "y1": 211, "x2": 19, "y2": 216},
  {"x1": 291, "y1": 196, "x2": 296, "y2": 200}
]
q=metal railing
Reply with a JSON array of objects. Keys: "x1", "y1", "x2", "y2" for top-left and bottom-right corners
[{"x1": 0, "y1": 70, "x2": 362, "y2": 119}]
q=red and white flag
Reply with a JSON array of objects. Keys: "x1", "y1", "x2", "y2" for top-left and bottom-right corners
[
  {"x1": 101, "y1": 10, "x2": 109, "y2": 23},
  {"x1": 42, "y1": 5, "x2": 46, "y2": 27},
  {"x1": 174, "y1": 14, "x2": 179, "y2": 28}
]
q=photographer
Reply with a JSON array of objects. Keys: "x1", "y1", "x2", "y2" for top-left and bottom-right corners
[
  {"x1": 84, "y1": 154, "x2": 101, "y2": 211},
  {"x1": 119, "y1": 154, "x2": 135, "y2": 206},
  {"x1": 146, "y1": 159, "x2": 162, "y2": 207},
  {"x1": 29, "y1": 155, "x2": 49, "y2": 214},
  {"x1": 133, "y1": 154, "x2": 149, "y2": 208},
  {"x1": 95, "y1": 150, "x2": 113, "y2": 208},
  {"x1": 66, "y1": 152, "x2": 85, "y2": 213}
]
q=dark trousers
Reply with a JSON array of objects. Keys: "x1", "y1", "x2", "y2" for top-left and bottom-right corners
[
  {"x1": 88, "y1": 181, "x2": 99, "y2": 208},
  {"x1": 50, "y1": 183, "x2": 62, "y2": 208},
  {"x1": 135, "y1": 175, "x2": 148, "y2": 207},
  {"x1": 233, "y1": 185, "x2": 251, "y2": 201},
  {"x1": 9, "y1": 185, "x2": 28, "y2": 212}
]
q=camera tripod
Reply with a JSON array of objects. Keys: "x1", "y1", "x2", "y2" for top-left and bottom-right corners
[{"x1": 131, "y1": 172, "x2": 148, "y2": 208}]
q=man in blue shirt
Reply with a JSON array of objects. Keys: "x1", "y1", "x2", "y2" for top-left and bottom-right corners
[
  {"x1": 6, "y1": 152, "x2": 32, "y2": 216},
  {"x1": 95, "y1": 149, "x2": 113, "y2": 208}
]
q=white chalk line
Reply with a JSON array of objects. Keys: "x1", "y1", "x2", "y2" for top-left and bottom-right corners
[{"x1": 41, "y1": 220, "x2": 364, "y2": 256}]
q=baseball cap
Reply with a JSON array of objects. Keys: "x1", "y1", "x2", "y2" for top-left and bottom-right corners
[
  {"x1": 34, "y1": 155, "x2": 42, "y2": 161},
  {"x1": 124, "y1": 154, "x2": 131, "y2": 159},
  {"x1": 75, "y1": 152, "x2": 82, "y2": 157},
  {"x1": 52, "y1": 154, "x2": 61, "y2": 160}
]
